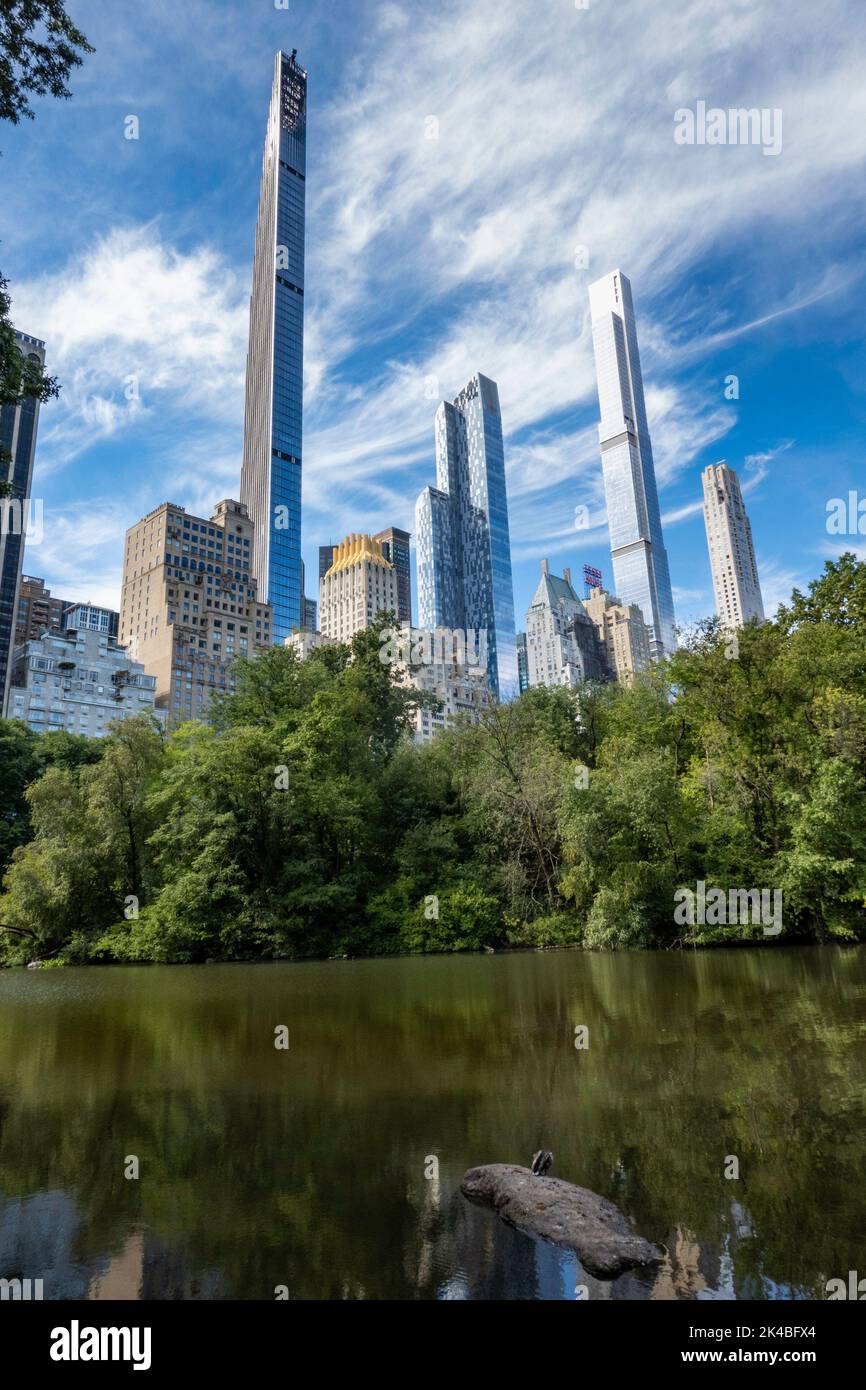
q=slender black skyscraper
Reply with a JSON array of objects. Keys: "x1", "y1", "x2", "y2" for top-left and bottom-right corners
[
  {"x1": 374, "y1": 527, "x2": 412, "y2": 624},
  {"x1": 241, "y1": 50, "x2": 307, "y2": 642},
  {"x1": 1, "y1": 331, "x2": 46, "y2": 716}
]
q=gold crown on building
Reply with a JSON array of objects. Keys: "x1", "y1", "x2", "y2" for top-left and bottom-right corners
[{"x1": 326, "y1": 533, "x2": 393, "y2": 576}]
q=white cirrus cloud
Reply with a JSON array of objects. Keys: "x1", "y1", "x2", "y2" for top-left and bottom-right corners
[
  {"x1": 9, "y1": 0, "x2": 866, "y2": 618},
  {"x1": 11, "y1": 225, "x2": 250, "y2": 471}
]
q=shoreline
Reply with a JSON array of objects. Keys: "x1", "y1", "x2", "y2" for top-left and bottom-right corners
[{"x1": 8, "y1": 935, "x2": 857, "y2": 972}]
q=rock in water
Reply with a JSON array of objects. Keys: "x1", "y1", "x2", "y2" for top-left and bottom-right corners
[{"x1": 461, "y1": 1163, "x2": 662, "y2": 1279}]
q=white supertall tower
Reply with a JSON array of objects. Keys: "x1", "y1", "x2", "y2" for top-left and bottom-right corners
[
  {"x1": 588, "y1": 270, "x2": 676, "y2": 659},
  {"x1": 702, "y1": 462, "x2": 764, "y2": 628}
]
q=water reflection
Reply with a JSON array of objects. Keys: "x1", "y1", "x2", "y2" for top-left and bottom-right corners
[{"x1": 0, "y1": 946, "x2": 863, "y2": 1300}]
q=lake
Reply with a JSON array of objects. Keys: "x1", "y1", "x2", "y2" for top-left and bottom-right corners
[{"x1": 0, "y1": 945, "x2": 864, "y2": 1300}]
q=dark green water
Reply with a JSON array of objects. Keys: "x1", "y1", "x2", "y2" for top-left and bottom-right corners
[{"x1": 0, "y1": 946, "x2": 864, "y2": 1300}]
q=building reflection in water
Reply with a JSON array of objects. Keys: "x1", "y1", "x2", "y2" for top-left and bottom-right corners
[
  {"x1": 0, "y1": 1190, "x2": 223, "y2": 1300},
  {"x1": 0, "y1": 1183, "x2": 807, "y2": 1301}
]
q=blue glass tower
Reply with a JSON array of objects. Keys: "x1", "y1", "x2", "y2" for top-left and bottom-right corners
[
  {"x1": 589, "y1": 270, "x2": 676, "y2": 658},
  {"x1": 415, "y1": 373, "x2": 518, "y2": 700},
  {"x1": 241, "y1": 50, "x2": 307, "y2": 642}
]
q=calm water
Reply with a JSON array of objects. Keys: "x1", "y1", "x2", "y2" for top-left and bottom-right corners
[{"x1": 0, "y1": 946, "x2": 864, "y2": 1301}]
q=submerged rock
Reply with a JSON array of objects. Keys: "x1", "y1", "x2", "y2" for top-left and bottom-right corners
[{"x1": 461, "y1": 1163, "x2": 662, "y2": 1279}]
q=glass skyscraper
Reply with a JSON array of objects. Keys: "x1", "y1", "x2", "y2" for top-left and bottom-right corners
[
  {"x1": 373, "y1": 526, "x2": 412, "y2": 625},
  {"x1": 240, "y1": 50, "x2": 307, "y2": 643},
  {"x1": 1, "y1": 331, "x2": 46, "y2": 717},
  {"x1": 588, "y1": 270, "x2": 676, "y2": 659},
  {"x1": 415, "y1": 373, "x2": 518, "y2": 700}
]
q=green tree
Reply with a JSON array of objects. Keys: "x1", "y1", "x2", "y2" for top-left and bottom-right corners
[
  {"x1": 453, "y1": 694, "x2": 574, "y2": 918},
  {"x1": 779, "y1": 758, "x2": 866, "y2": 939},
  {"x1": 0, "y1": 763, "x2": 105, "y2": 960},
  {"x1": 0, "y1": 718, "x2": 40, "y2": 875},
  {"x1": 0, "y1": 716, "x2": 163, "y2": 963},
  {"x1": 3, "y1": 562, "x2": 866, "y2": 964},
  {"x1": 85, "y1": 715, "x2": 165, "y2": 905},
  {"x1": 0, "y1": 0, "x2": 92, "y2": 128},
  {"x1": 779, "y1": 553, "x2": 866, "y2": 631},
  {"x1": 0, "y1": 719, "x2": 101, "y2": 877}
]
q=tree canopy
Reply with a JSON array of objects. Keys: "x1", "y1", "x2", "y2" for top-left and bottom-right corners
[
  {"x1": 2, "y1": 561, "x2": 865, "y2": 966},
  {"x1": 0, "y1": 0, "x2": 92, "y2": 130}
]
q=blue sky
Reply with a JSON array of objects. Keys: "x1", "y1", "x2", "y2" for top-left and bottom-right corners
[{"x1": 2, "y1": 0, "x2": 865, "y2": 630}]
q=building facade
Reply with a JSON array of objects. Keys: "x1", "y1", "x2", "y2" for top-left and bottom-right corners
[
  {"x1": 404, "y1": 658, "x2": 493, "y2": 743},
  {"x1": 62, "y1": 601, "x2": 119, "y2": 640},
  {"x1": 567, "y1": 609, "x2": 611, "y2": 685},
  {"x1": 15, "y1": 579, "x2": 120, "y2": 648},
  {"x1": 285, "y1": 629, "x2": 336, "y2": 661},
  {"x1": 15, "y1": 575, "x2": 67, "y2": 645},
  {"x1": 8, "y1": 626, "x2": 159, "y2": 737},
  {"x1": 374, "y1": 527, "x2": 412, "y2": 625},
  {"x1": 702, "y1": 463, "x2": 764, "y2": 628},
  {"x1": 1, "y1": 331, "x2": 46, "y2": 717},
  {"x1": 583, "y1": 586, "x2": 652, "y2": 684},
  {"x1": 240, "y1": 50, "x2": 307, "y2": 643},
  {"x1": 319, "y1": 533, "x2": 399, "y2": 643},
  {"x1": 415, "y1": 373, "x2": 518, "y2": 701},
  {"x1": 516, "y1": 631, "x2": 529, "y2": 694},
  {"x1": 319, "y1": 529, "x2": 410, "y2": 626},
  {"x1": 524, "y1": 562, "x2": 609, "y2": 689},
  {"x1": 119, "y1": 499, "x2": 273, "y2": 726},
  {"x1": 302, "y1": 595, "x2": 318, "y2": 632},
  {"x1": 589, "y1": 270, "x2": 676, "y2": 659},
  {"x1": 318, "y1": 543, "x2": 334, "y2": 585},
  {"x1": 298, "y1": 558, "x2": 317, "y2": 631}
]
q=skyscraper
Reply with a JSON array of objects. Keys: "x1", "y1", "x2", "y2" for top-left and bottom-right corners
[
  {"x1": 415, "y1": 373, "x2": 518, "y2": 701},
  {"x1": 516, "y1": 632, "x2": 529, "y2": 694},
  {"x1": 583, "y1": 586, "x2": 652, "y2": 685},
  {"x1": 373, "y1": 527, "x2": 412, "y2": 624},
  {"x1": 318, "y1": 533, "x2": 398, "y2": 644},
  {"x1": 119, "y1": 499, "x2": 272, "y2": 726},
  {"x1": 298, "y1": 558, "x2": 317, "y2": 631},
  {"x1": 15, "y1": 575, "x2": 68, "y2": 645},
  {"x1": 702, "y1": 462, "x2": 764, "y2": 627},
  {"x1": 240, "y1": 50, "x2": 307, "y2": 643},
  {"x1": 318, "y1": 544, "x2": 333, "y2": 586},
  {"x1": 1, "y1": 331, "x2": 46, "y2": 717},
  {"x1": 302, "y1": 594, "x2": 318, "y2": 632},
  {"x1": 588, "y1": 270, "x2": 676, "y2": 659},
  {"x1": 524, "y1": 561, "x2": 609, "y2": 689}
]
